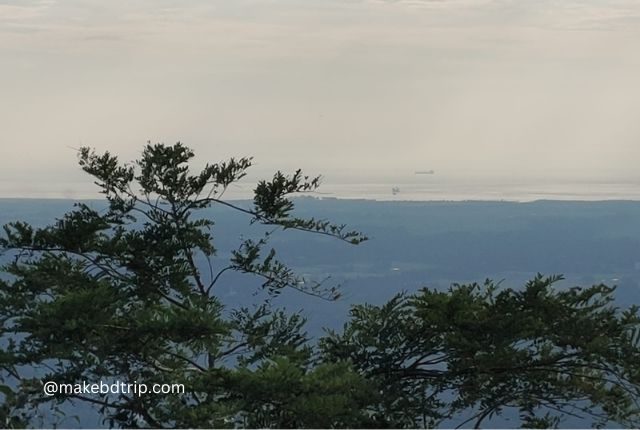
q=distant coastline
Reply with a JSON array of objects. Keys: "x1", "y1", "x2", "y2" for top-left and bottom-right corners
[
  {"x1": 2, "y1": 196, "x2": 640, "y2": 204},
  {"x1": 2, "y1": 179, "x2": 640, "y2": 203}
]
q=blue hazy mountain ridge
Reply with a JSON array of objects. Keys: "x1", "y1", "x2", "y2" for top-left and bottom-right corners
[{"x1": 1, "y1": 197, "x2": 640, "y2": 427}]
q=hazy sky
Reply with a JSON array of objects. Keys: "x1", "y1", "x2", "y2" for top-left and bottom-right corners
[{"x1": 2, "y1": 0, "x2": 640, "y2": 197}]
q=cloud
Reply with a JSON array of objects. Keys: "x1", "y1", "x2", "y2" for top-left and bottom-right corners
[
  {"x1": 3, "y1": 0, "x2": 640, "y2": 194},
  {"x1": 0, "y1": 2, "x2": 50, "y2": 21}
]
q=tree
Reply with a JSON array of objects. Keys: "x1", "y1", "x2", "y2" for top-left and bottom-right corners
[
  {"x1": 321, "y1": 275, "x2": 640, "y2": 428},
  {"x1": 2, "y1": 143, "x2": 640, "y2": 428},
  {"x1": 0, "y1": 142, "x2": 370, "y2": 427}
]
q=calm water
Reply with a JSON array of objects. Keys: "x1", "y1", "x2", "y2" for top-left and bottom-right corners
[
  {"x1": 314, "y1": 180, "x2": 640, "y2": 202},
  {"x1": 2, "y1": 179, "x2": 640, "y2": 202}
]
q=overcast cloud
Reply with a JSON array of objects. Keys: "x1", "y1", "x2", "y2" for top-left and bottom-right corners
[{"x1": 2, "y1": 0, "x2": 640, "y2": 197}]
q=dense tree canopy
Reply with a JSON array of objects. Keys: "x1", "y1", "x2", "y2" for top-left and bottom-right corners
[
  {"x1": 0, "y1": 143, "x2": 369, "y2": 427},
  {"x1": 322, "y1": 275, "x2": 640, "y2": 428},
  {"x1": 1, "y1": 143, "x2": 640, "y2": 428}
]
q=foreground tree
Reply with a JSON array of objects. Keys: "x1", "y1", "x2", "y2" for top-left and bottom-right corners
[
  {"x1": 2, "y1": 143, "x2": 640, "y2": 428},
  {"x1": 321, "y1": 275, "x2": 640, "y2": 428},
  {"x1": 0, "y1": 142, "x2": 371, "y2": 427}
]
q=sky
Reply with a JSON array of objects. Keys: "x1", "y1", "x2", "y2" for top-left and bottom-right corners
[{"x1": 2, "y1": 0, "x2": 640, "y2": 198}]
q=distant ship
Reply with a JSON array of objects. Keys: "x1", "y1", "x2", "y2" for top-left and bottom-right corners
[
  {"x1": 415, "y1": 170, "x2": 435, "y2": 175},
  {"x1": 392, "y1": 186, "x2": 400, "y2": 195}
]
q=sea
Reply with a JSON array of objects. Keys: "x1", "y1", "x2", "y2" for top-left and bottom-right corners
[{"x1": 3, "y1": 177, "x2": 640, "y2": 202}]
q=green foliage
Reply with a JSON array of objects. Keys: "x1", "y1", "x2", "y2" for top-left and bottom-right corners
[
  {"x1": 321, "y1": 275, "x2": 640, "y2": 428},
  {"x1": 227, "y1": 357, "x2": 379, "y2": 428},
  {"x1": 2, "y1": 142, "x2": 640, "y2": 428},
  {"x1": 0, "y1": 142, "x2": 367, "y2": 428}
]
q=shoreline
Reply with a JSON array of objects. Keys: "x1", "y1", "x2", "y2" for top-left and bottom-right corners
[{"x1": 2, "y1": 196, "x2": 640, "y2": 204}]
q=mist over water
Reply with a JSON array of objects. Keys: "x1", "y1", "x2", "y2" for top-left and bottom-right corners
[
  {"x1": 315, "y1": 178, "x2": 640, "y2": 202},
  {"x1": 3, "y1": 177, "x2": 640, "y2": 202}
]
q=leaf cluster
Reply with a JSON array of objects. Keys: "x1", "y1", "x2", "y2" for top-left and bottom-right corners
[
  {"x1": 321, "y1": 275, "x2": 640, "y2": 428},
  {"x1": 0, "y1": 143, "x2": 366, "y2": 428}
]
